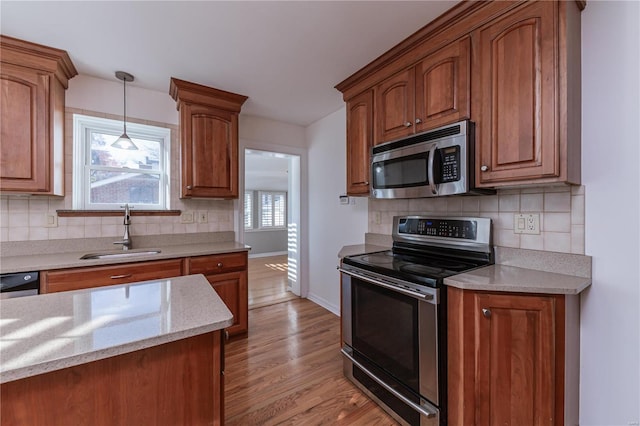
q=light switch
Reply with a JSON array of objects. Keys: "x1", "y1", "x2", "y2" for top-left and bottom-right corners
[{"x1": 44, "y1": 213, "x2": 58, "y2": 228}]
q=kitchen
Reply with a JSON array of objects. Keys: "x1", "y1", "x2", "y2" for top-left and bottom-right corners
[{"x1": 1, "y1": 1, "x2": 638, "y2": 425}]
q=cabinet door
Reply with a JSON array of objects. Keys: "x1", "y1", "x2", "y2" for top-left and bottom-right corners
[
  {"x1": 181, "y1": 104, "x2": 238, "y2": 198},
  {"x1": 474, "y1": 292, "x2": 557, "y2": 425},
  {"x1": 375, "y1": 68, "x2": 415, "y2": 144},
  {"x1": 346, "y1": 90, "x2": 373, "y2": 195},
  {"x1": 474, "y1": 1, "x2": 558, "y2": 185},
  {"x1": 414, "y1": 37, "x2": 470, "y2": 133},
  {"x1": 0, "y1": 64, "x2": 50, "y2": 193},
  {"x1": 205, "y1": 270, "x2": 248, "y2": 337}
]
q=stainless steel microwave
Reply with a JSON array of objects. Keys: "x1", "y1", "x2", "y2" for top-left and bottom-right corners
[{"x1": 370, "y1": 120, "x2": 492, "y2": 199}]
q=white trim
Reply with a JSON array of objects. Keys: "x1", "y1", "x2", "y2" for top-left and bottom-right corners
[
  {"x1": 306, "y1": 292, "x2": 340, "y2": 317},
  {"x1": 248, "y1": 251, "x2": 288, "y2": 259}
]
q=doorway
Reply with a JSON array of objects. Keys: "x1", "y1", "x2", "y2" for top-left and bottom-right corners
[{"x1": 240, "y1": 148, "x2": 302, "y2": 309}]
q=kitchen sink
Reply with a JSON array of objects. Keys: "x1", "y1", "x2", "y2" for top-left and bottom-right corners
[{"x1": 80, "y1": 249, "x2": 161, "y2": 260}]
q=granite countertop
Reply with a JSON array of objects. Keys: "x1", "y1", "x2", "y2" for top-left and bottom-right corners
[
  {"x1": 444, "y1": 264, "x2": 591, "y2": 295},
  {"x1": 0, "y1": 274, "x2": 233, "y2": 383},
  {"x1": 1, "y1": 241, "x2": 250, "y2": 274}
]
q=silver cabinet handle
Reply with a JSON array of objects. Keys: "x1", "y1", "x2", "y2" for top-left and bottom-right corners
[
  {"x1": 482, "y1": 308, "x2": 491, "y2": 318},
  {"x1": 186, "y1": 185, "x2": 193, "y2": 190},
  {"x1": 415, "y1": 118, "x2": 422, "y2": 124},
  {"x1": 217, "y1": 262, "x2": 223, "y2": 268},
  {"x1": 110, "y1": 274, "x2": 133, "y2": 279},
  {"x1": 404, "y1": 122, "x2": 412, "y2": 127},
  {"x1": 480, "y1": 165, "x2": 489, "y2": 172}
]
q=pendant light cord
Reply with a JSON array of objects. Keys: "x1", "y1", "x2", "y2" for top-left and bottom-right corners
[{"x1": 123, "y1": 77, "x2": 127, "y2": 134}]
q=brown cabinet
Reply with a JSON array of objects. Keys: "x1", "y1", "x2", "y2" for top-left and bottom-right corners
[
  {"x1": 188, "y1": 252, "x2": 248, "y2": 337},
  {"x1": 472, "y1": 1, "x2": 581, "y2": 187},
  {"x1": 448, "y1": 287, "x2": 578, "y2": 425},
  {"x1": 170, "y1": 78, "x2": 248, "y2": 199},
  {"x1": 374, "y1": 37, "x2": 470, "y2": 144},
  {"x1": 345, "y1": 90, "x2": 373, "y2": 195},
  {"x1": 41, "y1": 259, "x2": 184, "y2": 293},
  {"x1": 0, "y1": 36, "x2": 77, "y2": 195}
]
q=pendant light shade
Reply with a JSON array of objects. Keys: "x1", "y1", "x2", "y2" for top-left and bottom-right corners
[{"x1": 112, "y1": 71, "x2": 138, "y2": 150}]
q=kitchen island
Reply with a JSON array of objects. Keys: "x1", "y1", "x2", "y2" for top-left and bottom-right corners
[{"x1": 0, "y1": 274, "x2": 233, "y2": 425}]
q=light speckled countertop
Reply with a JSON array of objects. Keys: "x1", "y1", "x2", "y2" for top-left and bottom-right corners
[
  {"x1": 444, "y1": 264, "x2": 591, "y2": 295},
  {"x1": 0, "y1": 241, "x2": 250, "y2": 274},
  {"x1": 0, "y1": 274, "x2": 233, "y2": 383}
]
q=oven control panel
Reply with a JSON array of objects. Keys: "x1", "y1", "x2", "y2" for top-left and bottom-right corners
[{"x1": 397, "y1": 218, "x2": 477, "y2": 240}]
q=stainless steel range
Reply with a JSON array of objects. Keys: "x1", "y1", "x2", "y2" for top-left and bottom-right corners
[{"x1": 339, "y1": 216, "x2": 493, "y2": 426}]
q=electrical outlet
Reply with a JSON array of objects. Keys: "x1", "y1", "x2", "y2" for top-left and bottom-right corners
[
  {"x1": 374, "y1": 211, "x2": 381, "y2": 225},
  {"x1": 514, "y1": 213, "x2": 540, "y2": 235},
  {"x1": 180, "y1": 211, "x2": 194, "y2": 224},
  {"x1": 44, "y1": 212, "x2": 58, "y2": 228},
  {"x1": 197, "y1": 211, "x2": 208, "y2": 224}
]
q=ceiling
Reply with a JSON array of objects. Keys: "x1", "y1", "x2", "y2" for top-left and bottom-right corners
[
  {"x1": 1, "y1": 1, "x2": 455, "y2": 126},
  {"x1": 245, "y1": 150, "x2": 290, "y2": 191}
]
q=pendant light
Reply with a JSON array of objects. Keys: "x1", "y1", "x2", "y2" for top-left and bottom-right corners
[{"x1": 112, "y1": 71, "x2": 138, "y2": 150}]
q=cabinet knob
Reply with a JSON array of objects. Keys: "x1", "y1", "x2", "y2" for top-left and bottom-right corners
[
  {"x1": 480, "y1": 165, "x2": 489, "y2": 172},
  {"x1": 404, "y1": 122, "x2": 412, "y2": 127},
  {"x1": 217, "y1": 262, "x2": 223, "y2": 268},
  {"x1": 186, "y1": 185, "x2": 192, "y2": 190},
  {"x1": 415, "y1": 118, "x2": 422, "y2": 124},
  {"x1": 482, "y1": 308, "x2": 491, "y2": 318}
]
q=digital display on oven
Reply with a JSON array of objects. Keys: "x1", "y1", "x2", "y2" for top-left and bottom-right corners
[{"x1": 398, "y1": 218, "x2": 477, "y2": 239}]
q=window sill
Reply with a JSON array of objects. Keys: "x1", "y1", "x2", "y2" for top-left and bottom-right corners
[{"x1": 57, "y1": 210, "x2": 181, "y2": 217}]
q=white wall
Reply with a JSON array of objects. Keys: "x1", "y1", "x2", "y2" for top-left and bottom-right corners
[
  {"x1": 581, "y1": 2, "x2": 640, "y2": 424},
  {"x1": 306, "y1": 108, "x2": 368, "y2": 314},
  {"x1": 66, "y1": 74, "x2": 178, "y2": 125}
]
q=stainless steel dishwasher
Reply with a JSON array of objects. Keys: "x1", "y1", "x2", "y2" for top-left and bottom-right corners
[{"x1": 0, "y1": 271, "x2": 39, "y2": 299}]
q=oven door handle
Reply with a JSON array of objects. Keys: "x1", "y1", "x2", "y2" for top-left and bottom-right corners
[
  {"x1": 341, "y1": 348, "x2": 438, "y2": 419},
  {"x1": 338, "y1": 268, "x2": 434, "y2": 302}
]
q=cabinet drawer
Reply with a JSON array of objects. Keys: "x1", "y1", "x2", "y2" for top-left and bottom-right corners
[
  {"x1": 41, "y1": 259, "x2": 184, "y2": 293},
  {"x1": 188, "y1": 252, "x2": 247, "y2": 275}
]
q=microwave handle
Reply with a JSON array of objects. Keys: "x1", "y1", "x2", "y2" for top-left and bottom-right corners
[{"x1": 428, "y1": 145, "x2": 438, "y2": 195}]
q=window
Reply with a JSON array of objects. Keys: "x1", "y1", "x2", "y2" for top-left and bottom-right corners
[
  {"x1": 259, "y1": 191, "x2": 286, "y2": 228},
  {"x1": 244, "y1": 191, "x2": 253, "y2": 229},
  {"x1": 73, "y1": 114, "x2": 171, "y2": 210}
]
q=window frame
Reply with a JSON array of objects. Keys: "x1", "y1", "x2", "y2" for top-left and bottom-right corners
[
  {"x1": 72, "y1": 114, "x2": 171, "y2": 211},
  {"x1": 244, "y1": 190, "x2": 254, "y2": 230},
  {"x1": 258, "y1": 190, "x2": 287, "y2": 230}
]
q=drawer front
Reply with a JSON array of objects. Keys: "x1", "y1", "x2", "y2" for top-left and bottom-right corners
[
  {"x1": 189, "y1": 252, "x2": 247, "y2": 275},
  {"x1": 42, "y1": 259, "x2": 184, "y2": 293}
]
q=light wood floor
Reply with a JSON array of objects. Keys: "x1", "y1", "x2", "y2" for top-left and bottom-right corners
[
  {"x1": 225, "y1": 298, "x2": 400, "y2": 425},
  {"x1": 248, "y1": 255, "x2": 298, "y2": 310}
]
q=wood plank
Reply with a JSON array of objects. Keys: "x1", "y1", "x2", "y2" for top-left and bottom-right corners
[{"x1": 225, "y1": 299, "x2": 399, "y2": 425}]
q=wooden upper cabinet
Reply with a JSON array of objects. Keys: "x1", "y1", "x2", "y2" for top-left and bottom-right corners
[
  {"x1": 375, "y1": 37, "x2": 470, "y2": 145},
  {"x1": 375, "y1": 68, "x2": 415, "y2": 143},
  {"x1": 346, "y1": 90, "x2": 373, "y2": 195},
  {"x1": 414, "y1": 37, "x2": 470, "y2": 134},
  {"x1": 170, "y1": 78, "x2": 248, "y2": 199},
  {"x1": 473, "y1": 1, "x2": 581, "y2": 187},
  {"x1": 0, "y1": 36, "x2": 77, "y2": 195}
]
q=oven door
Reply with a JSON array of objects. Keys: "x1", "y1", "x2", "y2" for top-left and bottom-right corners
[{"x1": 341, "y1": 268, "x2": 441, "y2": 426}]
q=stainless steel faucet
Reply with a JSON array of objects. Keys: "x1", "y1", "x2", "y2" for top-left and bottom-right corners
[{"x1": 113, "y1": 204, "x2": 132, "y2": 250}]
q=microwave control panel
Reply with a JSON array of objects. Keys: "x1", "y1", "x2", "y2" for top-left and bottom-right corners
[{"x1": 438, "y1": 146, "x2": 460, "y2": 183}]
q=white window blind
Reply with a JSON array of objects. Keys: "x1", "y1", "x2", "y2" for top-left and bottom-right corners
[
  {"x1": 259, "y1": 191, "x2": 287, "y2": 228},
  {"x1": 244, "y1": 191, "x2": 253, "y2": 229}
]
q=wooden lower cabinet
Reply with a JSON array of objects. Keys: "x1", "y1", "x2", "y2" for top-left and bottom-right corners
[
  {"x1": 0, "y1": 331, "x2": 224, "y2": 426},
  {"x1": 41, "y1": 259, "x2": 184, "y2": 293},
  {"x1": 448, "y1": 287, "x2": 580, "y2": 426},
  {"x1": 187, "y1": 252, "x2": 248, "y2": 337}
]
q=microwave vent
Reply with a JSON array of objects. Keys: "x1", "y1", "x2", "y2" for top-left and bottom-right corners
[{"x1": 372, "y1": 124, "x2": 462, "y2": 155}]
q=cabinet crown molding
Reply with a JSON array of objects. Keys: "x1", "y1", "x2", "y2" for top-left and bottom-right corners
[
  {"x1": 0, "y1": 35, "x2": 78, "y2": 88},
  {"x1": 169, "y1": 77, "x2": 248, "y2": 112}
]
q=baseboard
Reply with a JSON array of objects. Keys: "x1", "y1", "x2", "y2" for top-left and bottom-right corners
[
  {"x1": 306, "y1": 292, "x2": 340, "y2": 316},
  {"x1": 248, "y1": 251, "x2": 288, "y2": 259}
]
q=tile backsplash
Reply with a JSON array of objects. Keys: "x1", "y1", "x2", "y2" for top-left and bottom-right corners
[
  {"x1": 0, "y1": 108, "x2": 235, "y2": 243},
  {"x1": 368, "y1": 186, "x2": 585, "y2": 255}
]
